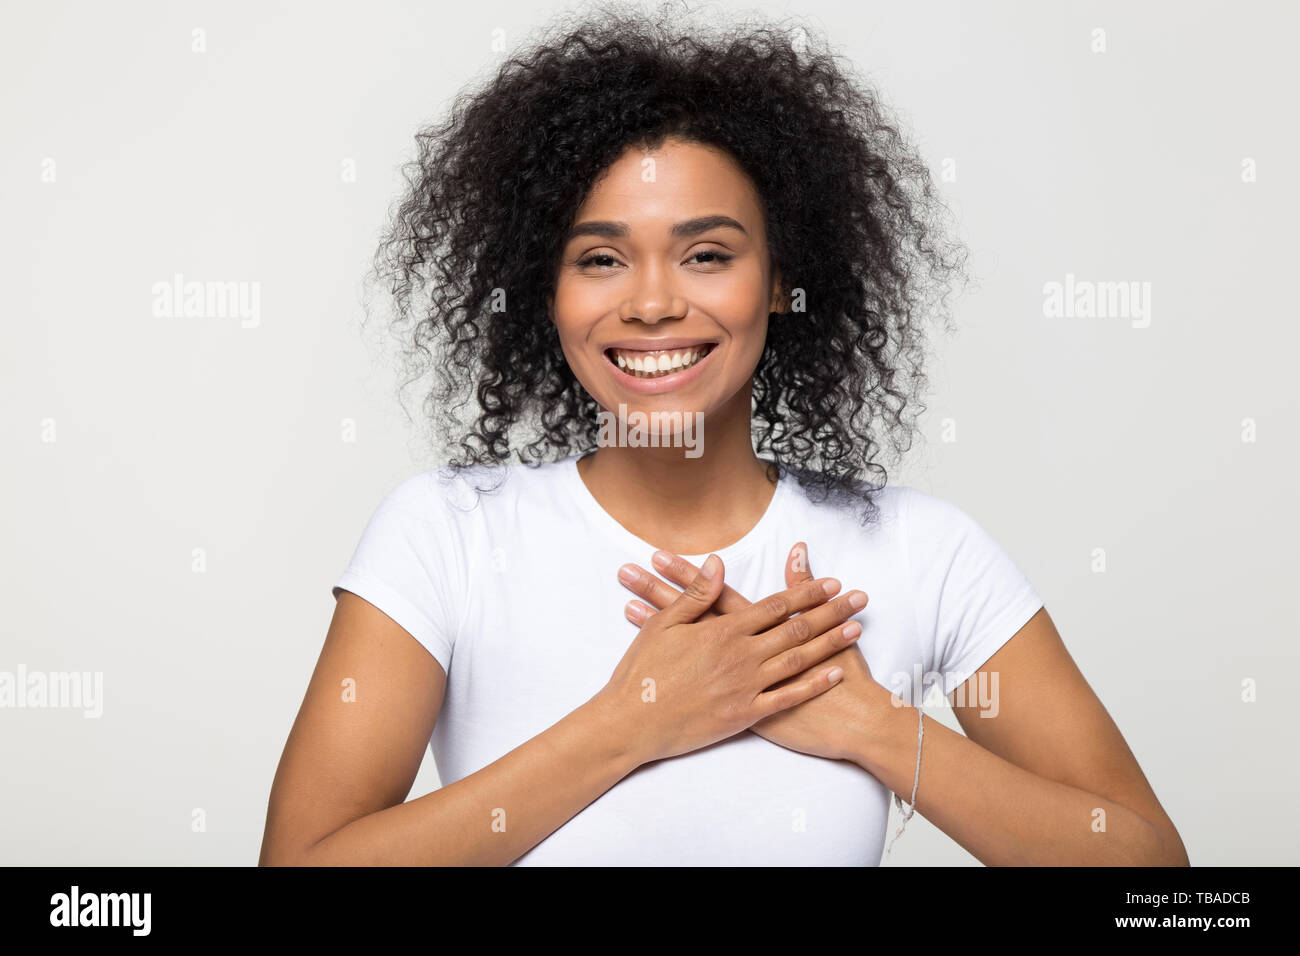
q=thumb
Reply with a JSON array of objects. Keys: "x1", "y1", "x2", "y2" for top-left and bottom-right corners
[
  {"x1": 785, "y1": 541, "x2": 813, "y2": 588},
  {"x1": 657, "y1": 553, "x2": 725, "y2": 627}
]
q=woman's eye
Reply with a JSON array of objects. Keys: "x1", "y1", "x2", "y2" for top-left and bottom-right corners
[
  {"x1": 576, "y1": 253, "x2": 619, "y2": 269},
  {"x1": 687, "y1": 249, "x2": 734, "y2": 267},
  {"x1": 574, "y1": 250, "x2": 734, "y2": 269}
]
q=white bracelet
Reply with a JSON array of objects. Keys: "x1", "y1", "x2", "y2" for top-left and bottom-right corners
[{"x1": 884, "y1": 703, "x2": 924, "y2": 860}]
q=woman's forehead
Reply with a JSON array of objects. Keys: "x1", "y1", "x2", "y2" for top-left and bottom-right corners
[{"x1": 571, "y1": 140, "x2": 764, "y2": 234}]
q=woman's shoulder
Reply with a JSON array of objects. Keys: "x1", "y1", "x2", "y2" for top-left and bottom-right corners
[
  {"x1": 889, "y1": 484, "x2": 1009, "y2": 544},
  {"x1": 380, "y1": 456, "x2": 572, "y2": 521},
  {"x1": 776, "y1": 469, "x2": 1011, "y2": 557},
  {"x1": 777, "y1": 464, "x2": 912, "y2": 533}
]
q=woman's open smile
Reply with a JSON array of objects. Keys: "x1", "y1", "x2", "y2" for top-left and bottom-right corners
[{"x1": 603, "y1": 340, "x2": 719, "y2": 393}]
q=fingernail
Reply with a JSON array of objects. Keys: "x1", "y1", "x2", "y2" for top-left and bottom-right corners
[
  {"x1": 843, "y1": 621, "x2": 862, "y2": 640},
  {"x1": 618, "y1": 565, "x2": 638, "y2": 584},
  {"x1": 827, "y1": 667, "x2": 844, "y2": 682},
  {"x1": 849, "y1": 591, "x2": 867, "y2": 610},
  {"x1": 821, "y1": 578, "x2": 840, "y2": 596},
  {"x1": 700, "y1": 554, "x2": 718, "y2": 579},
  {"x1": 652, "y1": 550, "x2": 672, "y2": 569}
]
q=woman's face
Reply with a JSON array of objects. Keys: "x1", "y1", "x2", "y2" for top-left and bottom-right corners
[{"x1": 549, "y1": 137, "x2": 783, "y2": 425}]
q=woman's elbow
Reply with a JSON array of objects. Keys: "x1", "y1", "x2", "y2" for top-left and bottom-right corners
[{"x1": 1145, "y1": 818, "x2": 1191, "y2": 866}]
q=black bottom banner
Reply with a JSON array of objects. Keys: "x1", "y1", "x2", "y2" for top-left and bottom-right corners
[{"x1": 0, "y1": 864, "x2": 1280, "y2": 943}]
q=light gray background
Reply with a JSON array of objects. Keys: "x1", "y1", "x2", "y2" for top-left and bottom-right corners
[{"x1": 2, "y1": 0, "x2": 1295, "y2": 866}]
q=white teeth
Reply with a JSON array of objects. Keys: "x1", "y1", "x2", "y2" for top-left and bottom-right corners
[{"x1": 609, "y1": 346, "x2": 711, "y2": 378}]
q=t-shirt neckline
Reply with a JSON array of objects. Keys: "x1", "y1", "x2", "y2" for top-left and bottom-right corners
[{"x1": 560, "y1": 453, "x2": 789, "y2": 565}]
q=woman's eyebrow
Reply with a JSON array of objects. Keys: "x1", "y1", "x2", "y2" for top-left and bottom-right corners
[{"x1": 565, "y1": 215, "x2": 748, "y2": 241}]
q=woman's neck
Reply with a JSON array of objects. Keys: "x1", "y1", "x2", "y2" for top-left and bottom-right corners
[{"x1": 575, "y1": 391, "x2": 778, "y2": 556}]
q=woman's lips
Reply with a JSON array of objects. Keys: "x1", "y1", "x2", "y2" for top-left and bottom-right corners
[{"x1": 603, "y1": 343, "x2": 717, "y2": 394}]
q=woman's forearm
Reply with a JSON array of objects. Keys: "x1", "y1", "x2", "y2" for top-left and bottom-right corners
[
  {"x1": 847, "y1": 688, "x2": 1187, "y2": 866},
  {"x1": 285, "y1": 692, "x2": 648, "y2": 866}
]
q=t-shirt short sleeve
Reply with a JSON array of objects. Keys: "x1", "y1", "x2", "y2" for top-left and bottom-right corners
[
  {"x1": 901, "y1": 487, "x2": 1044, "y2": 699},
  {"x1": 331, "y1": 474, "x2": 465, "y2": 674}
]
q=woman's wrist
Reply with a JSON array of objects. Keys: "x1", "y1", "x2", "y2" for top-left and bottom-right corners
[
  {"x1": 842, "y1": 681, "x2": 913, "y2": 773},
  {"x1": 581, "y1": 685, "x2": 660, "y2": 772}
]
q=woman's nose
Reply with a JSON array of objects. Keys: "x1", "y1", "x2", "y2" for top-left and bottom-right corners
[{"x1": 622, "y1": 260, "x2": 686, "y2": 324}]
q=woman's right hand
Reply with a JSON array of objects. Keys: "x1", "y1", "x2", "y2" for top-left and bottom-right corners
[{"x1": 598, "y1": 553, "x2": 864, "y2": 764}]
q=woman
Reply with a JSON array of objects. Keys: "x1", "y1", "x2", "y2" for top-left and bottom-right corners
[{"x1": 258, "y1": 8, "x2": 1188, "y2": 866}]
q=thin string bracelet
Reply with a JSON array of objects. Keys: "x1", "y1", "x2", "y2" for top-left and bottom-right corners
[{"x1": 884, "y1": 702, "x2": 925, "y2": 861}]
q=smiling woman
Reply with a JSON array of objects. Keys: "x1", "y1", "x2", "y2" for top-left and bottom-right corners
[
  {"x1": 552, "y1": 145, "x2": 772, "y2": 431},
  {"x1": 257, "y1": 2, "x2": 1188, "y2": 867}
]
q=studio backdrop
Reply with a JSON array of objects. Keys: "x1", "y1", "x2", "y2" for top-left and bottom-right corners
[{"x1": 1, "y1": 0, "x2": 1295, "y2": 865}]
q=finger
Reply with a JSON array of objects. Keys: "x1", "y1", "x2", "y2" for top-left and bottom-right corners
[
  {"x1": 653, "y1": 553, "x2": 727, "y2": 628},
  {"x1": 755, "y1": 589, "x2": 868, "y2": 662},
  {"x1": 624, "y1": 599, "x2": 655, "y2": 627},
  {"x1": 619, "y1": 566, "x2": 721, "y2": 620},
  {"x1": 650, "y1": 550, "x2": 752, "y2": 614},
  {"x1": 784, "y1": 541, "x2": 814, "y2": 589},
  {"x1": 619, "y1": 563, "x2": 691, "y2": 612},
  {"x1": 753, "y1": 662, "x2": 845, "y2": 720},
  {"x1": 758, "y1": 616, "x2": 863, "y2": 686},
  {"x1": 720, "y1": 576, "x2": 842, "y2": 638}
]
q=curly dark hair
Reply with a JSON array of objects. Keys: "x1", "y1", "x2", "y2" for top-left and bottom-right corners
[{"x1": 366, "y1": 0, "x2": 967, "y2": 526}]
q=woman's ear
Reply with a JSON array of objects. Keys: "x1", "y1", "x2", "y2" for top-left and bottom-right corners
[{"x1": 769, "y1": 268, "x2": 789, "y2": 315}]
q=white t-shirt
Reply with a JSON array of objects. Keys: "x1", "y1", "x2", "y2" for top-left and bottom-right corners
[{"x1": 332, "y1": 454, "x2": 1043, "y2": 865}]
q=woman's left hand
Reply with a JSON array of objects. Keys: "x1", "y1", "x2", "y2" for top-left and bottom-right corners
[{"x1": 618, "y1": 544, "x2": 884, "y2": 762}]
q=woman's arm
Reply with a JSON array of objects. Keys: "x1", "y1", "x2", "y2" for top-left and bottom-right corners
[
  {"x1": 846, "y1": 607, "x2": 1190, "y2": 866},
  {"x1": 619, "y1": 549, "x2": 1188, "y2": 864},
  {"x1": 258, "y1": 591, "x2": 649, "y2": 866}
]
